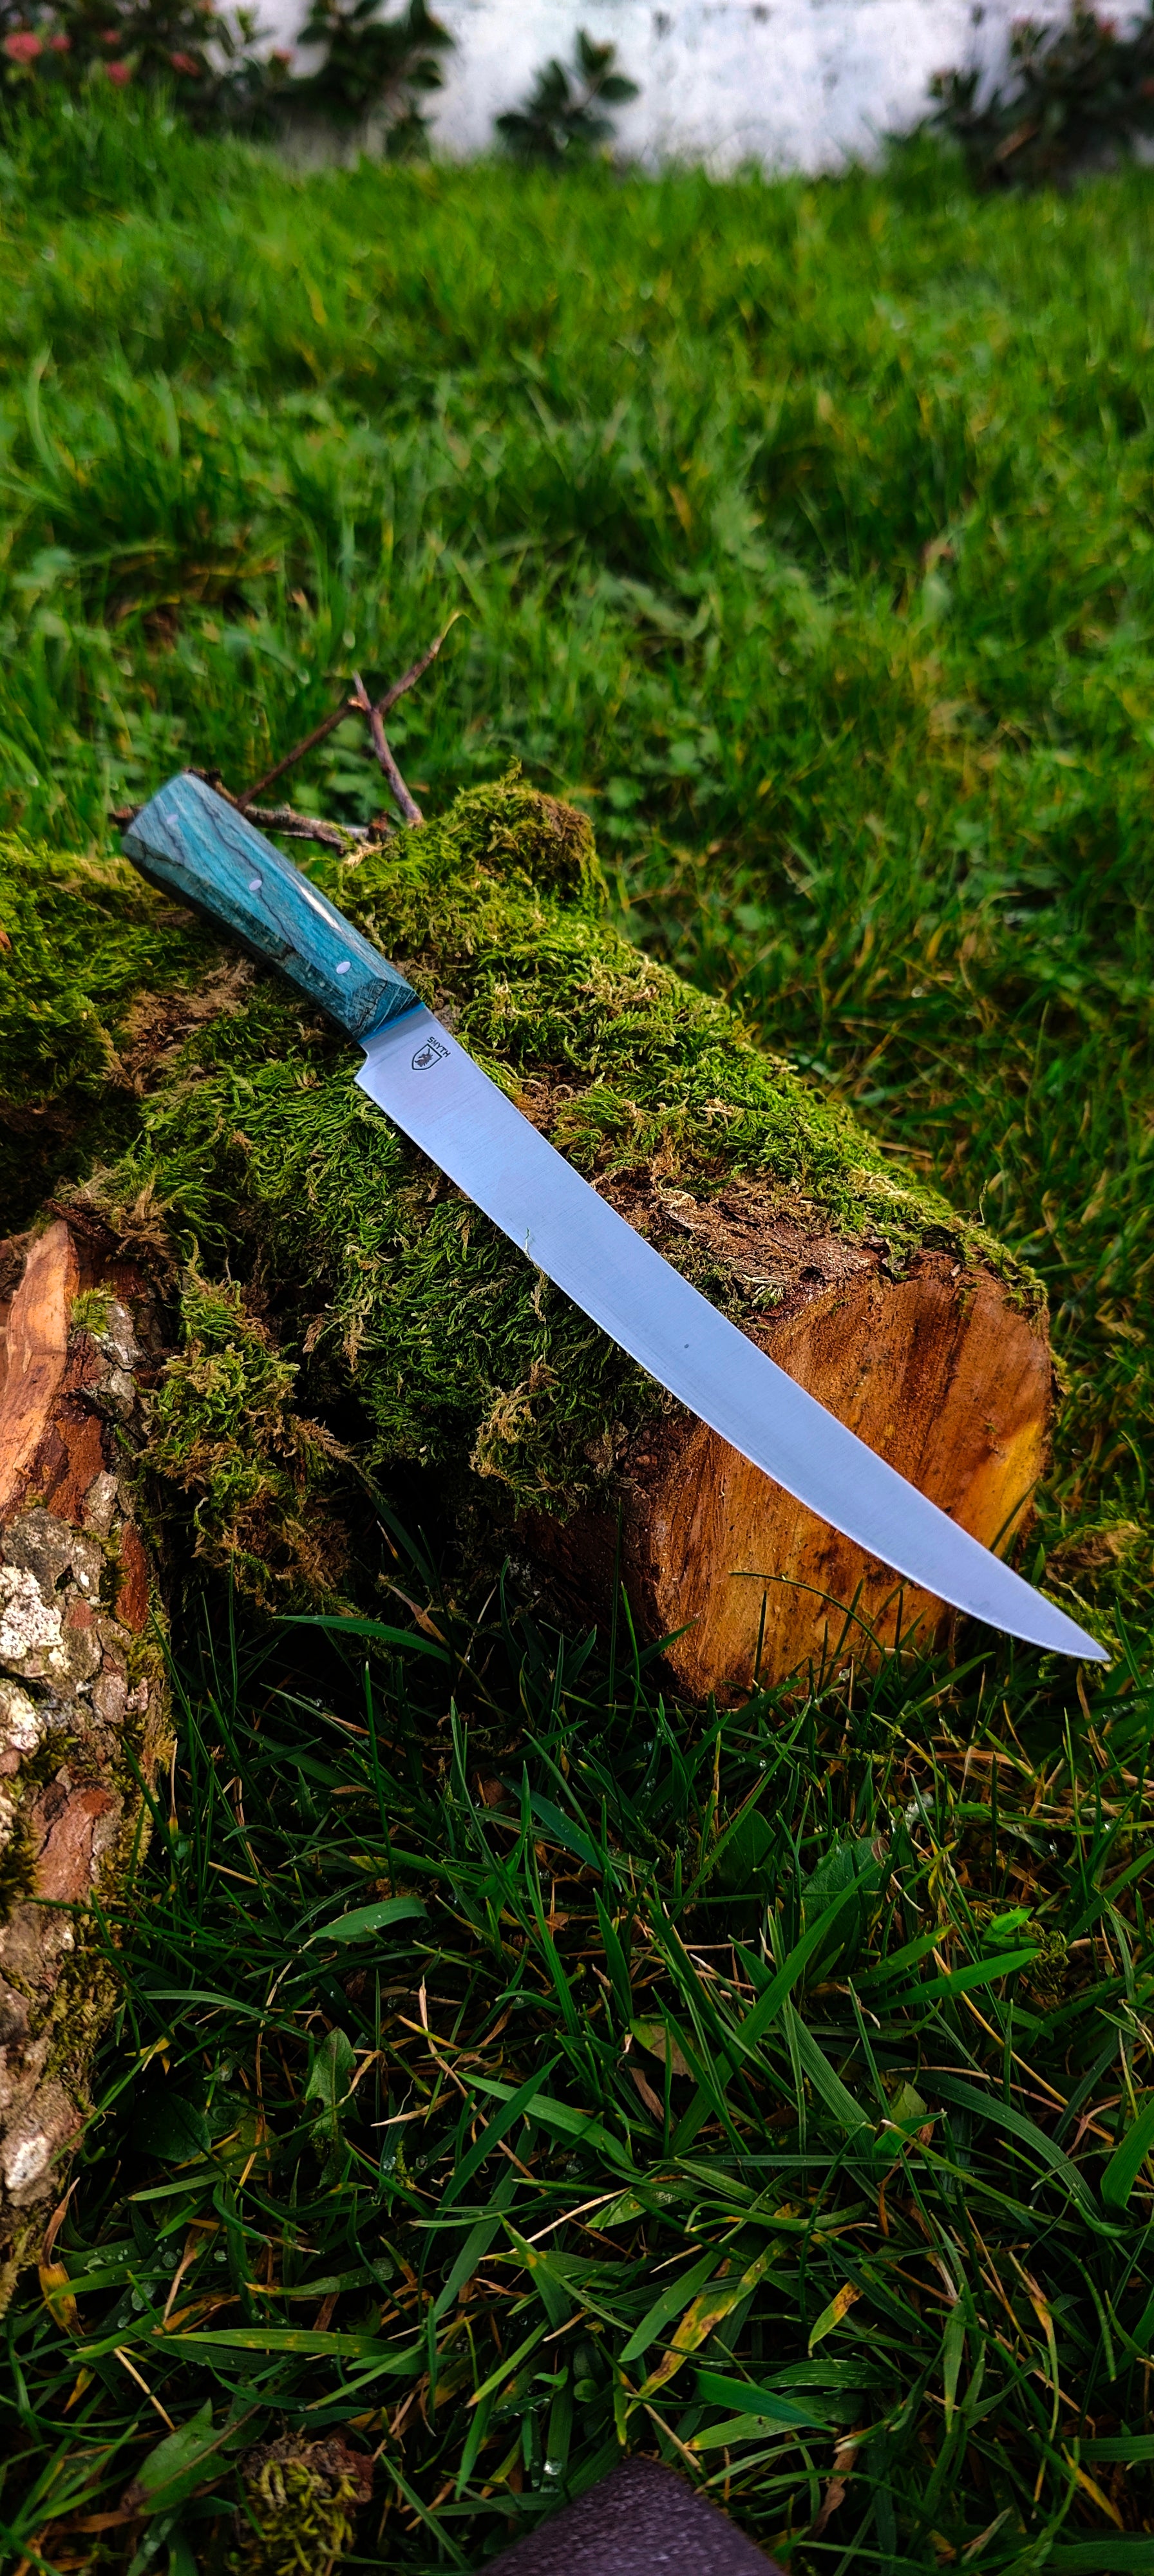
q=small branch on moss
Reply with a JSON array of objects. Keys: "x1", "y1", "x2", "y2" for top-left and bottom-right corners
[
  {"x1": 352, "y1": 673, "x2": 422, "y2": 828},
  {"x1": 245, "y1": 805, "x2": 388, "y2": 853},
  {"x1": 188, "y1": 767, "x2": 237, "y2": 800},
  {"x1": 111, "y1": 799, "x2": 388, "y2": 855},
  {"x1": 237, "y1": 618, "x2": 457, "y2": 811}
]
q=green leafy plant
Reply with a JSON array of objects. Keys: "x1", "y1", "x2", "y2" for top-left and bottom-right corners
[
  {"x1": 496, "y1": 26, "x2": 638, "y2": 166},
  {"x1": 287, "y1": 0, "x2": 451, "y2": 142},
  {"x1": 0, "y1": 0, "x2": 287, "y2": 126},
  {"x1": 927, "y1": 0, "x2": 1154, "y2": 187}
]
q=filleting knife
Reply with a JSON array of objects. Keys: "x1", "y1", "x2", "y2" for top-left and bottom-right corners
[{"x1": 124, "y1": 772, "x2": 1105, "y2": 1665}]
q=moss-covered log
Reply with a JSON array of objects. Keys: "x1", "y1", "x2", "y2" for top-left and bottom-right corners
[
  {"x1": 0, "y1": 776, "x2": 1052, "y2": 1703},
  {"x1": 0, "y1": 1218, "x2": 169, "y2": 2297}
]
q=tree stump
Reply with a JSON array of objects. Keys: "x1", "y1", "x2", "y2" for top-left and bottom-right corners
[
  {"x1": 0, "y1": 778, "x2": 1055, "y2": 1725},
  {"x1": 0, "y1": 1218, "x2": 169, "y2": 2297}
]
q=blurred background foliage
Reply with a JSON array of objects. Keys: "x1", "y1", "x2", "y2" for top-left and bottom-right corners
[
  {"x1": 495, "y1": 30, "x2": 639, "y2": 168},
  {"x1": 0, "y1": 0, "x2": 638, "y2": 164},
  {"x1": 2, "y1": 84, "x2": 1154, "y2": 2576},
  {"x1": 4, "y1": 0, "x2": 1154, "y2": 185},
  {"x1": 0, "y1": 0, "x2": 287, "y2": 128},
  {"x1": 287, "y1": 0, "x2": 450, "y2": 142},
  {"x1": 927, "y1": 1, "x2": 1154, "y2": 190}
]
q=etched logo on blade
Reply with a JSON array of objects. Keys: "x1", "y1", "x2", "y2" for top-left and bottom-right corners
[{"x1": 411, "y1": 1034, "x2": 449, "y2": 1072}]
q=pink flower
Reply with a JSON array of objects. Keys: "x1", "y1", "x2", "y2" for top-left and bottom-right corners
[
  {"x1": 105, "y1": 54, "x2": 130, "y2": 79},
  {"x1": 48, "y1": 30, "x2": 70, "y2": 46},
  {"x1": 169, "y1": 47, "x2": 199, "y2": 70},
  {"x1": 3, "y1": 29, "x2": 43, "y2": 59},
  {"x1": 100, "y1": 27, "x2": 120, "y2": 41}
]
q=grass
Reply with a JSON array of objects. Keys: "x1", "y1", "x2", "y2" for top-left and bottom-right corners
[{"x1": 2, "y1": 84, "x2": 1154, "y2": 2575}]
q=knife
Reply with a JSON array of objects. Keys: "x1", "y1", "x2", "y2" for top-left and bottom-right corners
[{"x1": 123, "y1": 772, "x2": 1105, "y2": 1665}]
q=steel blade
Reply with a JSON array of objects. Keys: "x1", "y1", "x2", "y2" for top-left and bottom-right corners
[{"x1": 357, "y1": 1009, "x2": 1104, "y2": 1663}]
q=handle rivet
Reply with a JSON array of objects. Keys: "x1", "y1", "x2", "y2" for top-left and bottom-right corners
[
  {"x1": 336, "y1": 960, "x2": 352, "y2": 976},
  {"x1": 248, "y1": 875, "x2": 262, "y2": 893}
]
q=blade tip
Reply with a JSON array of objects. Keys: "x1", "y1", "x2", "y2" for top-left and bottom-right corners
[{"x1": 1051, "y1": 1625, "x2": 1108, "y2": 1665}]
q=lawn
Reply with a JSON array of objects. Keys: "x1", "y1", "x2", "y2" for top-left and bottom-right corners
[{"x1": 3, "y1": 91, "x2": 1154, "y2": 2574}]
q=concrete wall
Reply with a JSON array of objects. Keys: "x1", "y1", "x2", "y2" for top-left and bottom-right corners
[
  {"x1": 269, "y1": 0, "x2": 1038, "y2": 176},
  {"x1": 430, "y1": 0, "x2": 1010, "y2": 175}
]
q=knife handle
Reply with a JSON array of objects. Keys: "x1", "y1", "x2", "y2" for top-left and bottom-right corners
[{"x1": 122, "y1": 770, "x2": 419, "y2": 1041}]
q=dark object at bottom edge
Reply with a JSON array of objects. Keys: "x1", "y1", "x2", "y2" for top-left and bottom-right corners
[{"x1": 483, "y1": 2456, "x2": 787, "y2": 2575}]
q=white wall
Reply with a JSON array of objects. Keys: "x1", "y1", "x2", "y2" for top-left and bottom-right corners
[
  {"x1": 431, "y1": 0, "x2": 1012, "y2": 175},
  {"x1": 269, "y1": 0, "x2": 1043, "y2": 176}
]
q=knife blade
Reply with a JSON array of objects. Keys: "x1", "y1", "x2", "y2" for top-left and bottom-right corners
[{"x1": 123, "y1": 772, "x2": 1105, "y2": 1665}]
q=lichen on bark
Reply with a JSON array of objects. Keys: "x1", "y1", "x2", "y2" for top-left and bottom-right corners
[{"x1": 0, "y1": 1229, "x2": 170, "y2": 2297}]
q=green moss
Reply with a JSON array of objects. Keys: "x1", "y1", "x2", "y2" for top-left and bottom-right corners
[
  {"x1": 0, "y1": 1814, "x2": 36, "y2": 1918},
  {"x1": 3, "y1": 774, "x2": 1045, "y2": 1576},
  {"x1": 70, "y1": 1287, "x2": 115, "y2": 1336},
  {"x1": 149, "y1": 1276, "x2": 348, "y2": 1602},
  {"x1": 0, "y1": 831, "x2": 220, "y2": 1228},
  {"x1": 228, "y1": 2443, "x2": 366, "y2": 2576}
]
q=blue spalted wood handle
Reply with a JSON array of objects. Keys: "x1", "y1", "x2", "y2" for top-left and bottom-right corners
[{"x1": 122, "y1": 771, "x2": 419, "y2": 1041}]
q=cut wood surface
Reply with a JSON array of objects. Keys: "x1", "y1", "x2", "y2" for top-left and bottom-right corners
[
  {"x1": 0, "y1": 1221, "x2": 169, "y2": 2298},
  {"x1": 529, "y1": 1193, "x2": 1051, "y2": 1698}
]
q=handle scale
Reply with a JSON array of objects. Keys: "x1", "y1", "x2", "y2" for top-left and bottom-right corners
[{"x1": 122, "y1": 772, "x2": 418, "y2": 1041}]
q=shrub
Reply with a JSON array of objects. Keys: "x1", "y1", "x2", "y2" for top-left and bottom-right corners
[
  {"x1": 496, "y1": 25, "x2": 638, "y2": 166},
  {"x1": 0, "y1": 0, "x2": 285, "y2": 126},
  {"x1": 0, "y1": 0, "x2": 449, "y2": 137},
  {"x1": 927, "y1": 0, "x2": 1154, "y2": 187},
  {"x1": 287, "y1": 0, "x2": 451, "y2": 142}
]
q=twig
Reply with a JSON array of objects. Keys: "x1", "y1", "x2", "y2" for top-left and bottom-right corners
[
  {"x1": 111, "y1": 619, "x2": 455, "y2": 844},
  {"x1": 375, "y1": 616, "x2": 459, "y2": 721},
  {"x1": 237, "y1": 618, "x2": 456, "y2": 810},
  {"x1": 352, "y1": 672, "x2": 422, "y2": 827},
  {"x1": 111, "y1": 798, "x2": 388, "y2": 856},
  {"x1": 236, "y1": 693, "x2": 361, "y2": 809},
  {"x1": 245, "y1": 803, "x2": 387, "y2": 854}
]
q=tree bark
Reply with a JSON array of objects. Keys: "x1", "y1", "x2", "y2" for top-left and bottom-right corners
[{"x1": 0, "y1": 1219, "x2": 169, "y2": 2300}]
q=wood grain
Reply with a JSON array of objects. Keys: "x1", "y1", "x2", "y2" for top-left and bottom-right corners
[
  {"x1": 0, "y1": 1223, "x2": 79, "y2": 1520},
  {"x1": 529, "y1": 1193, "x2": 1052, "y2": 1698}
]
